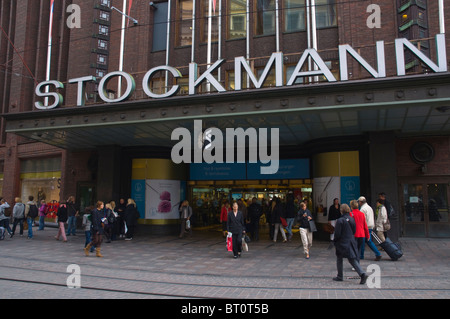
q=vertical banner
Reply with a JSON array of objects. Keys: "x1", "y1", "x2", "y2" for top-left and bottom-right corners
[
  {"x1": 131, "y1": 179, "x2": 146, "y2": 218},
  {"x1": 340, "y1": 176, "x2": 360, "y2": 206}
]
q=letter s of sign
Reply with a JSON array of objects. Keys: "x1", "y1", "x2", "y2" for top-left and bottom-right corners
[
  {"x1": 66, "y1": 264, "x2": 81, "y2": 289},
  {"x1": 35, "y1": 81, "x2": 64, "y2": 110}
]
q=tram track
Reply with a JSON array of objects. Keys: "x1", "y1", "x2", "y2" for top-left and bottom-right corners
[{"x1": 0, "y1": 262, "x2": 449, "y2": 296}]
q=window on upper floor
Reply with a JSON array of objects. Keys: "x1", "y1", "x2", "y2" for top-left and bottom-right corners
[
  {"x1": 201, "y1": 0, "x2": 219, "y2": 43},
  {"x1": 255, "y1": 0, "x2": 276, "y2": 36},
  {"x1": 227, "y1": 0, "x2": 247, "y2": 40},
  {"x1": 284, "y1": 0, "x2": 306, "y2": 32},
  {"x1": 176, "y1": 0, "x2": 193, "y2": 46}
]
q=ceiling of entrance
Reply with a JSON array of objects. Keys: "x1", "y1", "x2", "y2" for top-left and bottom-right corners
[
  {"x1": 5, "y1": 74, "x2": 450, "y2": 150},
  {"x1": 9, "y1": 104, "x2": 450, "y2": 150}
]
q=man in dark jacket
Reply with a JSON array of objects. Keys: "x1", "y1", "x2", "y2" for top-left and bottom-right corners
[
  {"x1": 248, "y1": 197, "x2": 262, "y2": 241},
  {"x1": 333, "y1": 204, "x2": 368, "y2": 284}
]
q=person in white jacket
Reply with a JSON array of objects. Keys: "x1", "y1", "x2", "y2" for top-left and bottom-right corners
[
  {"x1": 375, "y1": 200, "x2": 389, "y2": 242},
  {"x1": 358, "y1": 196, "x2": 382, "y2": 261}
]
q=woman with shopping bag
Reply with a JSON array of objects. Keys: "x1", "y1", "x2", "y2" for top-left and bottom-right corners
[{"x1": 227, "y1": 201, "x2": 246, "y2": 259}]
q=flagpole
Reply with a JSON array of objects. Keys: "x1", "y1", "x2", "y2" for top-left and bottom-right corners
[
  {"x1": 45, "y1": 0, "x2": 55, "y2": 106},
  {"x1": 439, "y1": 0, "x2": 445, "y2": 34},
  {"x1": 118, "y1": 0, "x2": 127, "y2": 97},
  {"x1": 275, "y1": 0, "x2": 279, "y2": 52},
  {"x1": 310, "y1": 0, "x2": 318, "y2": 82},
  {"x1": 191, "y1": 0, "x2": 196, "y2": 62},
  {"x1": 218, "y1": 0, "x2": 222, "y2": 83},
  {"x1": 246, "y1": 0, "x2": 250, "y2": 89},
  {"x1": 165, "y1": 0, "x2": 172, "y2": 92},
  {"x1": 207, "y1": 0, "x2": 213, "y2": 92}
]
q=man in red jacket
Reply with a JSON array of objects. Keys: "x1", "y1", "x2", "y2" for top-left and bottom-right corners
[{"x1": 350, "y1": 200, "x2": 370, "y2": 263}]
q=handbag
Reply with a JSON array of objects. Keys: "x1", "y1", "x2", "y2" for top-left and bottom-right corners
[
  {"x1": 323, "y1": 223, "x2": 335, "y2": 234},
  {"x1": 186, "y1": 219, "x2": 191, "y2": 230},
  {"x1": 226, "y1": 233, "x2": 233, "y2": 252},
  {"x1": 383, "y1": 217, "x2": 391, "y2": 231},
  {"x1": 280, "y1": 217, "x2": 287, "y2": 227},
  {"x1": 309, "y1": 220, "x2": 317, "y2": 232}
]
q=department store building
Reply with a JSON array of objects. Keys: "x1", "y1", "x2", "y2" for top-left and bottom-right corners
[{"x1": 0, "y1": 0, "x2": 449, "y2": 239}]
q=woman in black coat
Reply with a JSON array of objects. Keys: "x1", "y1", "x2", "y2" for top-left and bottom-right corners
[
  {"x1": 124, "y1": 198, "x2": 139, "y2": 240},
  {"x1": 227, "y1": 201, "x2": 246, "y2": 259},
  {"x1": 84, "y1": 201, "x2": 105, "y2": 257},
  {"x1": 55, "y1": 201, "x2": 68, "y2": 242},
  {"x1": 333, "y1": 204, "x2": 368, "y2": 284}
]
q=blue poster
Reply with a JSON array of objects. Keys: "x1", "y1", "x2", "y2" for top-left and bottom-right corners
[
  {"x1": 247, "y1": 159, "x2": 310, "y2": 180},
  {"x1": 131, "y1": 179, "x2": 146, "y2": 219},
  {"x1": 340, "y1": 176, "x2": 360, "y2": 206},
  {"x1": 190, "y1": 162, "x2": 246, "y2": 180}
]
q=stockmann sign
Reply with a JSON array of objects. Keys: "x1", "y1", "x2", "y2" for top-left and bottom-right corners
[{"x1": 35, "y1": 34, "x2": 447, "y2": 110}]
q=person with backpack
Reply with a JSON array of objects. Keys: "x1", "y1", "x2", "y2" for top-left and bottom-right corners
[
  {"x1": 11, "y1": 197, "x2": 26, "y2": 238},
  {"x1": 25, "y1": 196, "x2": 38, "y2": 239}
]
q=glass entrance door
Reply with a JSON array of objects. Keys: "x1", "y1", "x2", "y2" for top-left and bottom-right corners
[{"x1": 401, "y1": 182, "x2": 450, "y2": 237}]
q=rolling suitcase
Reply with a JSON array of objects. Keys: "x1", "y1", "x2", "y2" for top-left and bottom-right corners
[{"x1": 372, "y1": 232, "x2": 403, "y2": 261}]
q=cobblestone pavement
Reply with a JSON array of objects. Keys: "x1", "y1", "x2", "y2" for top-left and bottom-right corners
[{"x1": 0, "y1": 225, "x2": 449, "y2": 300}]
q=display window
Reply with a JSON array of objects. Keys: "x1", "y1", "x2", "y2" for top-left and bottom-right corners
[{"x1": 20, "y1": 157, "x2": 61, "y2": 219}]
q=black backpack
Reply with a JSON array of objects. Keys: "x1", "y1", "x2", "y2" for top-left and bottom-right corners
[{"x1": 28, "y1": 204, "x2": 39, "y2": 219}]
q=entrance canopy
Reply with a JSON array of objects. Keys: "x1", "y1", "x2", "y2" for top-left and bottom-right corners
[{"x1": 4, "y1": 73, "x2": 450, "y2": 150}]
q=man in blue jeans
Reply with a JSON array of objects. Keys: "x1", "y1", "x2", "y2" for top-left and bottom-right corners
[
  {"x1": 66, "y1": 196, "x2": 79, "y2": 236},
  {"x1": 358, "y1": 196, "x2": 382, "y2": 261}
]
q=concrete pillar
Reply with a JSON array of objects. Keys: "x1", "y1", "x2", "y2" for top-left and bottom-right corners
[
  {"x1": 96, "y1": 145, "x2": 122, "y2": 202},
  {"x1": 369, "y1": 131, "x2": 400, "y2": 242}
]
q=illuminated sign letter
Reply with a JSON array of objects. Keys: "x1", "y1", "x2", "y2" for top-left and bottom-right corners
[
  {"x1": 234, "y1": 52, "x2": 283, "y2": 90},
  {"x1": 142, "y1": 66, "x2": 181, "y2": 98},
  {"x1": 396, "y1": 34, "x2": 447, "y2": 76},
  {"x1": 34, "y1": 81, "x2": 64, "y2": 110},
  {"x1": 339, "y1": 41, "x2": 386, "y2": 81},
  {"x1": 189, "y1": 59, "x2": 226, "y2": 95},
  {"x1": 98, "y1": 71, "x2": 136, "y2": 103},
  {"x1": 287, "y1": 49, "x2": 337, "y2": 85},
  {"x1": 69, "y1": 76, "x2": 96, "y2": 106}
]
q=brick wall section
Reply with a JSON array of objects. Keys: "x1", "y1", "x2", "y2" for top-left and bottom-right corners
[{"x1": 396, "y1": 136, "x2": 450, "y2": 177}]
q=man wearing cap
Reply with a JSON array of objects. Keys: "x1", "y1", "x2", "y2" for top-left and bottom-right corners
[{"x1": 358, "y1": 196, "x2": 382, "y2": 261}]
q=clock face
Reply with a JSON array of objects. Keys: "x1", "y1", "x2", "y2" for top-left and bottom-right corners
[{"x1": 410, "y1": 142, "x2": 435, "y2": 164}]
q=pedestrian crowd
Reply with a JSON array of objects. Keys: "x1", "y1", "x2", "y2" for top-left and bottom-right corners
[
  {"x1": 0, "y1": 195, "x2": 140, "y2": 258},
  {"x1": 221, "y1": 192, "x2": 396, "y2": 285},
  {"x1": 1, "y1": 191, "x2": 396, "y2": 283}
]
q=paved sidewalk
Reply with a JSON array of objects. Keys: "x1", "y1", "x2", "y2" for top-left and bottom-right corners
[{"x1": 0, "y1": 225, "x2": 449, "y2": 299}]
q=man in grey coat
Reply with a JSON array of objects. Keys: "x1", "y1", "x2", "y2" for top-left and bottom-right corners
[{"x1": 333, "y1": 204, "x2": 368, "y2": 284}]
